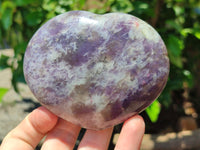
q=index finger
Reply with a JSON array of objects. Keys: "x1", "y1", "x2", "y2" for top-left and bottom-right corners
[{"x1": 114, "y1": 115, "x2": 145, "y2": 150}]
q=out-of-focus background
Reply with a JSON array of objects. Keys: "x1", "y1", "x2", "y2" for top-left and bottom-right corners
[{"x1": 0, "y1": 0, "x2": 200, "y2": 149}]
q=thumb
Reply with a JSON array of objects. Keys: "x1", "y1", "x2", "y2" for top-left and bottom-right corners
[{"x1": 0, "y1": 106, "x2": 58, "y2": 150}]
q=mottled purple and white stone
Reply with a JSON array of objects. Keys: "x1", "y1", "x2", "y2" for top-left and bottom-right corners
[{"x1": 23, "y1": 11, "x2": 169, "y2": 130}]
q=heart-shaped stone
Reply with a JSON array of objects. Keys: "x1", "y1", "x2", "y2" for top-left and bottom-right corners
[{"x1": 23, "y1": 11, "x2": 169, "y2": 130}]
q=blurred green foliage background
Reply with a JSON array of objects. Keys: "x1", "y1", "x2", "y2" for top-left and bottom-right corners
[{"x1": 0, "y1": 0, "x2": 200, "y2": 123}]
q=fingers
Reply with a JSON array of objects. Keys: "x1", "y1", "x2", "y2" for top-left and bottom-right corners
[
  {"x1": 0, "y1": 107, "x2": 144, "y2": 150},
  {"x1": 41, "y1": 119, "x2": 81, "y2": 150},
  {"x1": 114, "y1": 115, "x2": 145, "y2": 150},
  {"x1": 0, "y1": 106, "x2": 58, "y2": 150},
  {"x1": 78, "y1": 127, "x2": 113, "y2": 150}
]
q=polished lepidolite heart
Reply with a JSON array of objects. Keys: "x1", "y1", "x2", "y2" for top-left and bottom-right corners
[{"x1": 23, "y1": 11, "x2": 169, "y2": 130}]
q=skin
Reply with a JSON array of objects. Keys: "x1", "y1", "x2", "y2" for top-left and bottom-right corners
[{"x1": 0, "y1": 106, "x2": 145, "y2": 150}]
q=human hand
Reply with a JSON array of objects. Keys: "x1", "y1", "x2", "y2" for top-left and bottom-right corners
[{"x1": 0, "y1": 106, "x2": 145, "y2": 150}]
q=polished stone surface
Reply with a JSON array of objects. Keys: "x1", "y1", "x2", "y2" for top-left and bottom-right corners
[{"x1": 24, "y1": 11, "x2": 169, "y2": 130}]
